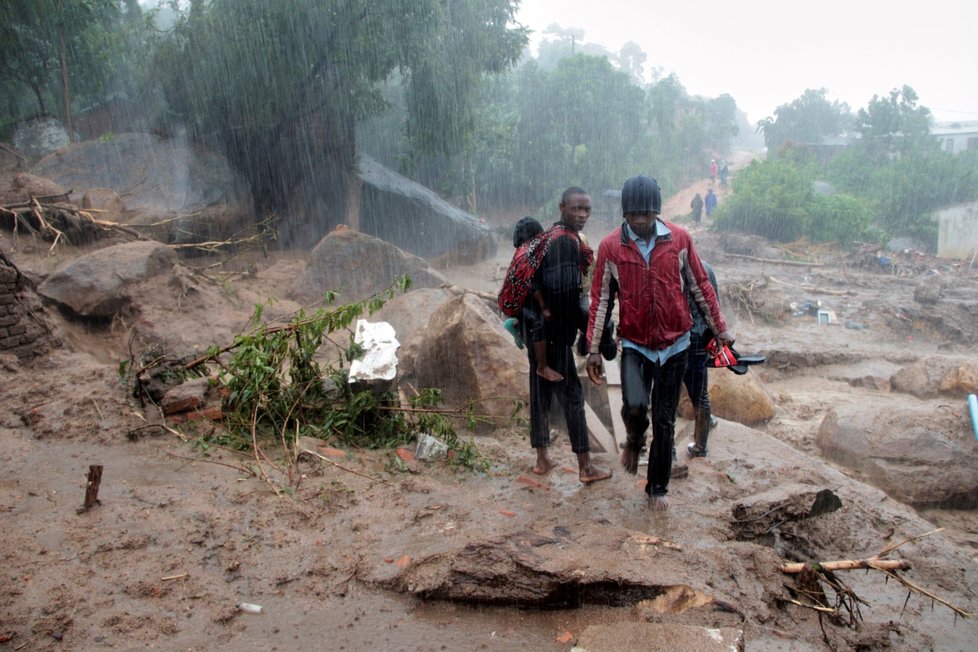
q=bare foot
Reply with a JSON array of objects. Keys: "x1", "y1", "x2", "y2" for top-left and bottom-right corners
[
  {"x1": 536, "y1": 366, "x2": 564, "y2": 382},
  {"x1": 532, "y1": 453, "x2": 555, "y2": 475},
  {"x1": 620, "y1": 448, "x2": 639, "y2": 474},
  {"x1": 648, "y1": 494, "x2": 669, "y2": 511},
  {"x1": 579, "y1": 465, "x2": 612, "y2": 485}
]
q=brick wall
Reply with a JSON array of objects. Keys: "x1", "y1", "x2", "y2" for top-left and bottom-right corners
[{"x1": 0, "y1": 255, "x2": 55, "y2": 359}]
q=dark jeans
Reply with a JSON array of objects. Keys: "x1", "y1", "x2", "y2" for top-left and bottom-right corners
[
  {"x1": 620, "y1": 347, "x2": 688, "y2": 496},
  {"x1": 528, "y1": 340, "x2": 588, "y2": 454},
  {"x1": 683, "y1": 352, "x2": 711, "y2": 411}
]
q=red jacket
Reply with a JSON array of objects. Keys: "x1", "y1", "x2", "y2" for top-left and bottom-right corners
[{"x1": 587, "y1": 220, "x2": 726, "y2": 353}]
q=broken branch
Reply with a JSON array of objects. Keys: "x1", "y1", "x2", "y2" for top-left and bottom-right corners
[{"x1": 781, "y1": 559, "x2": 911, "y2": 574}]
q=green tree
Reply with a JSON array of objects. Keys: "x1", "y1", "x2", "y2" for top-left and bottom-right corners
[
  {"x1": 0, "y1": 0, "x2": 119, "y2": 136},
  {"x1": 853, "y1": 85, "x2": 932, "y2": 159},
  {"x1": 714, "y1": 148, "x2": 875, "y2": 244},
  {"x1": 646, "y1": 75, "x2": 739, "y2": 186},
  {"x1": 756, "y1": 88, "x2": 852, "y2": 152},
  {"x1": 154, "y1": 0, "x2": 526, "y2": 236}
]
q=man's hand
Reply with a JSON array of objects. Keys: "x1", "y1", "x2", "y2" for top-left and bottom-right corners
[
  {"x1": 715, "y1": 330, "x2": 735, "y2": 347},
  {"x1": 586, "y1": 353, "x2": 604, "y2": 385}
]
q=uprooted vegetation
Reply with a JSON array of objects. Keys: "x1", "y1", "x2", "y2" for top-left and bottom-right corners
[{"x1": 123, "y1": 276, "x2": 495, "y2": 491}]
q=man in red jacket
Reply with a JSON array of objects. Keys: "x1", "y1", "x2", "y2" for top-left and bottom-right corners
[{"x1": 585, "y1": 175, "x2": 734, "y2": 511}]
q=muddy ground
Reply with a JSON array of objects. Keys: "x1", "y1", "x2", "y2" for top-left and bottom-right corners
[{"x1": 2, "y1": 184, "x2": 978, "y2": 651}]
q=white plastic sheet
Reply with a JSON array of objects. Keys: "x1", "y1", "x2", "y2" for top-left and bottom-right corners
[{"x1": 347, "y1": 320, "x2": 400, "y2": 382}]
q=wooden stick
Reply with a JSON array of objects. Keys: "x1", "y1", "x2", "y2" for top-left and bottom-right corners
[
  {"x1": 725, "y1": 252, "x2": 826, "y2": 267},
  {"x1": 767, "y1": 275, "x2": 855, "y2": 296},
  {"x1": 300, "y1": 447, "x2": 395, "y2": 487},
  {"x1": 781, "y1": 558, "x2": 911, "y2": 574},
  {"x1": 79, "y1": 464, "x2": 103, "y2": 512}
]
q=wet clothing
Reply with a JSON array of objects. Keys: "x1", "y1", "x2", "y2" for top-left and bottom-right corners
[
  {"x1": 527, "y1": 339, "x2": 588, "y2": 453},
  {"x1": 587, "y1": 220, "x2": 726, "y2": 355},
  {"x1": 620, "y1": 347, "x2": 688, "y2": 496},
  {"x1": 690, "y1": 194, "x2": 704, "y2": 224},
  {"x1": 587, "y1": 219, "x2": 725, "y2": 497},
  {"x1": 705, "y1": 191, "x2": 718, "y2": 218},
  {"x1": 684, "y1": 262, "x2": 717, "y2": 413},
  {"x1": 523, "y1": 223, "x2": 591, "y2": 452}
]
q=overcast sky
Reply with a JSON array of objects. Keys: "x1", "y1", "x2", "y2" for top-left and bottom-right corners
[{"x1": 515, "y1": 0, "x2": 978, "y2": 125}]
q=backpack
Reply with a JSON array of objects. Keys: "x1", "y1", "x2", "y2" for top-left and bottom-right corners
[{"x1": 497, "y1": 223, "x2": 592, "y2": 318}]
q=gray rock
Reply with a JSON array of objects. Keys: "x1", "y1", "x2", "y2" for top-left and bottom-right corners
[
  {"x1": 293, "y1": 228, "x2": 448, "y2": 304},
  {"x1": 281, "y1": 155, "x2": 496, "y2": 264},
  {"x1": 38, "y1": 241, "x2": 177, "y2": 317},
  {"x1": 398, "y1": 293, "x2": 528, "y2": 431},
  {"x1": 816, "y1": 404, "x2": 978, "y2": 508},
  {"x1": 32, "y1": 132, "x2": 251, "y2": 243},
  {"x1": 13, "y1": 116, "x2": 70, "y2": 157}
]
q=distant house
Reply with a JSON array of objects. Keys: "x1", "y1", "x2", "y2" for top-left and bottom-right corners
[
  {"x1": 932, "y1": 121, "x2": 978, "y2": 154},
  {"x1": 934, "y1": 200, "x2": 978, "y2": 259}
]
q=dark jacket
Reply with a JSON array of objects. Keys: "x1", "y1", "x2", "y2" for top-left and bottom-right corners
[
  {"x1": 686, "y1": 261, "x2": 718, "y2": 354},
  {"x1": 525, "y1": 224, "x2": 589, "y2": 347},
  {"x1": 587, "y1": 220, "x2": 726, "y2": 353}
]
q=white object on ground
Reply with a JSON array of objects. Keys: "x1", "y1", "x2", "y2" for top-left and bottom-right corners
[
  {"x1": 415, "y1": 433, "x2": 449, "y2": 460},
  {"x1": 238, "y1": 602, "x2": 263, "y2": 614},
  {"x1": 348, "y1": 320, "x2": 400, "y2": 382}
]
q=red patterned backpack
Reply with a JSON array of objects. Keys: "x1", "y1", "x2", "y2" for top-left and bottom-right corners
[{"x1": 497, "y1": 224, "x2": 592, "y2": 318}]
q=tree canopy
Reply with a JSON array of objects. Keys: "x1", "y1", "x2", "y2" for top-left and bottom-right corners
[{"x1": 757, "y1": 88, "x2": 852, "y2": 152}]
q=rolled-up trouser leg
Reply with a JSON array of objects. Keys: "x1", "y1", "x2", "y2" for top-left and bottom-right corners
[
  {"x1": 646, "y1": 349, "x2": 688, "y2": 496},
  {"x1": 552, "y1": 344, "x2": 589, "y2": 454},
  {"x1": 527, "y1": 341, "x2": 552, "y2": 449}
]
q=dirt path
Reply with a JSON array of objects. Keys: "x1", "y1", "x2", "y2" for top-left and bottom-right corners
[{"x1": 3, "y1": 170, "x2": 978, "y2": 650}]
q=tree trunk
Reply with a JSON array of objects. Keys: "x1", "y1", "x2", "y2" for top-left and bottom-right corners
[{"x1": 60, "y1": 26, "x2": 73, "y2": 143}]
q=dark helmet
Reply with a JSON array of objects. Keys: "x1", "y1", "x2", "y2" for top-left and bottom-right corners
[{"x1": 621, "y1": 175, "x2": 661, "y2": 214}]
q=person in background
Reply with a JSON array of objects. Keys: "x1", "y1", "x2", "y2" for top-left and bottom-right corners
[
  {"x1": 718, "y1": 159, "x2": 729, "y2": 185},
  {"x1": 709, "y1": 159, "x2": 718, "y2": 183},
  {"x1": 525, "y1": 188, "x2": 612, "y2": 485},
  {"x1": 690, "y1": 192, "x2": 704, "y2": 225},
  {"x1": 705, "y1": 187, "x2": 718, "y2": 220},
  {"x1": 684, "y1": 260, "x2": 719, "y2": 458},
  {"x1": 585, "y1": 175, "x2": 733, "y2": 510}
]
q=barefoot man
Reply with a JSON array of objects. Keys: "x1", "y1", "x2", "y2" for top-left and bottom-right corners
[
  {"x1": 585, "y1": 175, "x2": 733, "y2": 509},
  {"x1": 526, "y1": 187, "x2": 612, "y2": 485}
]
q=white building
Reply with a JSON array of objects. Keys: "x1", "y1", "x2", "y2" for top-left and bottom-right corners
[
  {"x1": 932, "y1": 122, "x2": 978, "y2": 154},
  {"x1": 935, "y1": 200, "x2": 978, "y2": 259}
]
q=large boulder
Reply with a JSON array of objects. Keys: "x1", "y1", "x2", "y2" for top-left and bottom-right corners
[
  {"x1": 370, "y1": 288, "x2": 453, "y2": 349},
  {"x1": 0, "y1": 173, "x2": 68, "y2": 204},
  {"x1": 816, "y1": 404, "x2": 978, "y2": 508},
  {"x1": 679, "y1": 368, "x2": 775, "y2": 426},
  {"x1": 37, "y1": 241, "x2": 177, "y2": 318},
  {"x1": 12, "y1": 116, "x2": 70, "y2": 157},
  {"x1": 890, "y1": 357, "x2": 978, "y2": 399},
  {"x1": 281, "y1": 155, "x2": 496, "y2": 265},
  {"x1": 32, "y1": 133, "x2": 252, "y2": 243},
  {"x1": 358, "y1": 156, "x2": 495, "y2": 266},
  {"x1": 293, "y1": 228, "x2": 449, "y2": 304},
  {"x1": 399, "y1": 293, "x2": 528, "y2": 429}
]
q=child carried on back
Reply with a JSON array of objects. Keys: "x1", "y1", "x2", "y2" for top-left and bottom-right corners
[{"x1": 503, "y1": 216, "x2": 565, "y2": 382}]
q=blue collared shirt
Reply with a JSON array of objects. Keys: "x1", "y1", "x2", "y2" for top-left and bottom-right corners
[{"x1": 621, "y1": 219, "x2": 691, "y2": 363}]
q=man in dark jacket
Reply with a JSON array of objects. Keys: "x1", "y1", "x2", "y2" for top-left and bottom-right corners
[
  {"x1": 684, "y1": 260, "x2": 718, "y2": 458},
  {"x1": 585, "y1": 175, "x2": 733, "y2": 510},
  {"x1": 526, "y1": 187, "x2": 612, "y2": 485}
]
